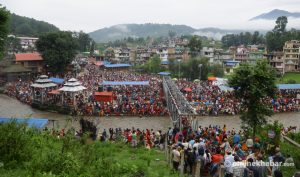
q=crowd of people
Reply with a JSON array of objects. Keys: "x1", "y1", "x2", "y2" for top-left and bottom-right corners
[
  {"x1": 4, "y1": 80, "x2": 33, "y2": 104},
  {"x1": 3, "y1": 61, "x2": 300, "y2": 117},
  {"x1": 176, "y1": 79, "x2": 300, "y2": 116},
  {"x1": 48, "y1": 122, "x2": 298, "y2": 177},
  {"x1": 76, "y1": 64, "x2": 169, "y2": 116},
  {"x1": 166, "y1": 125, "x2": 298, "y2": 177}
]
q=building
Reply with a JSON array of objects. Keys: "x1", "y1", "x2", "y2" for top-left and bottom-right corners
[
  {"x1": 224, "y1": 61, "x2": 240, "y2": 74},
  {"x1": 214, "y1": 49, "x2": 233, "y2": 64},
  {"x1": 283, "y1": 40, "x2": 300, "y2": 72},
  {"x1": 14, "y1": 53, "x2": 44, "y2": 73},
  {"x1": 201, "y1": 47, "x2": 215, "y2": 63},
  {"x1": 157, "y1": 47, "x2": 168, "y2": 61},
  {"x1": 267, "y1": 52, "x2": 285, "y2": 74},
  {"x1": 17, "y1": 37, "x2": 39, "y2": 50},
  {"x1": 235, "y1": 45, "x2": 249, "y2": 63}
]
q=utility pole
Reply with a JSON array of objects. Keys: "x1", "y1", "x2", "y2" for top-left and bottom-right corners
[{"x1": 198, "y1": 64, "x2": 203, "y2": 80}]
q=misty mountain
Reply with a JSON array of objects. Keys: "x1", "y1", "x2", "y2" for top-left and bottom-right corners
[
  {"x1": 89, "y1": 24, "x2": 254, "y2": 43},
  {"x1": 250, "y1": 9, "x2": 300, "y2": 21},
  {"x1": 9, "y1": 13, "x2": 60, "y2": 37}
]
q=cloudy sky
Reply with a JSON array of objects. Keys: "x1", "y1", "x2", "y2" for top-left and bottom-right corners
[{"x1": 2, "y1": 0, "x2": 300, "y2": 32}]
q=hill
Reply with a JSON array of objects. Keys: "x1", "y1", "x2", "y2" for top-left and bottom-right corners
[
  {"x1": 89, "y1": 23, "x2": 196, "y2": 43},
  {"x1": 9, "y1": 13, "x2": 60, "y2": 37},
  {"x1": 250, "y1": 9, "x2": 300, "y2": 21},
  {"x1": 89, "y1": 24, "x2": 263, "y2": 42}
]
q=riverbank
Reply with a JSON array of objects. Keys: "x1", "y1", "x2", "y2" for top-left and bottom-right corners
[{"x1": 1, "y1": 94, "x2": 299, "y2": 132}]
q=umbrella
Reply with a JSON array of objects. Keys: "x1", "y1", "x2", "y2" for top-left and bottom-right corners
[
  {"x1": 208, "y1": 77, "x2": 217, "y2": 81},
  {"x1": 172, "y1": 78, "x2": 178, "y2": 81},
  {"x1": 194, "y1": 79, "x2": 200, "y2": 82},
  {"x1": 183, "y1": 88, "x2": 192, "y2": 92}
]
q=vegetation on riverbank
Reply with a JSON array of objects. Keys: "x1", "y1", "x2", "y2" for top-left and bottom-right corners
[
  {"x1": 277, "y1": 72, "x2": 300, "y2": 84},
  {"x1": 0, "y1": 121, "x2": 176, "y2": 177}
]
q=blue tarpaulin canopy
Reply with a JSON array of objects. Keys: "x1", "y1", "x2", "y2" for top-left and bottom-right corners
[
  {"x1": 158, "y1": 72, "x2": 171, "y2": 76},
  {"x1": 277, "y1": 84, "x2": 300, "y2": 90},
  {"x1": 0, "y1": 118, "x2": 48, "y2": 129},
  {"x1": 102, "y1": 81, "x2": 149, "y2": 86},
  {"x1": 49, "y1": 77, "x2": 64, "y2": 84},
  {"x1": 161, "y1": 60, "x2": 170, "y2": 65},
  {"x1": 104, "y1": 64, "x2": 131, "y2": 68}
]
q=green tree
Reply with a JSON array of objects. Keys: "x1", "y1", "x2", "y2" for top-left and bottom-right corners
[
  {"x1": 5, "y1": 36, "x2": 22, "y2": 53},
  {"x1": 188, "y1": 35, "x2": 202, "y2": 57},
  {"x1": 0, "y1": 5, "x2": 9, "y2": 60},
  {"x1": 168, "y1": 30, "x2": 176, "y2": 38},
  {"x1": 228, "y1": 60, "x2": 277, "y2": 138},
  {"x1": 145, "y1": 55, "x2": 161, "y2": 73},
  {"x1": 182, "y1": 57, "x2": 208, "y2": 80},
  {"x1": 74, "y1": 31, "x2": 92, "y2": 52},
  {"x1": 273, "y1": 16, "x2": 288, "y2": 34},
  {"x1": 266, "y1": 16, "x2": 289, "y2": 52},
  {"x1": 209, "y1": 64, "x2": 224, "y2": 77},
  {"x1": 36, "y1": 31, "x2": 79, "y2": 74}
]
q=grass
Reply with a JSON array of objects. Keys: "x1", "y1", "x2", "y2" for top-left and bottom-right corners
[
  {"x1": 277, "y1": 72, "x2": 300, "y2": 84},
  {"x1": 0, "y1": 121, "x2": 178, "y2": 177}
]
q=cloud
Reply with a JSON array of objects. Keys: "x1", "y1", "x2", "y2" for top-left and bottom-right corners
[{"x1": 1, "y1": 0, "x2": 300, "y2": 32}]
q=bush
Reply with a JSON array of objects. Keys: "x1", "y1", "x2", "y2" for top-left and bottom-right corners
[
  {"x1": 0, "y1": 121, "x2": 32, "y2": 169},
  {"x1": 286, "y1": 79, "x2": 296, "y2": 84}
]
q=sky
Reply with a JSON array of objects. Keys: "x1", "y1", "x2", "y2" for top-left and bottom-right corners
[{"x1": 2, "y1": 0, "x2": 300, "y2": 33}]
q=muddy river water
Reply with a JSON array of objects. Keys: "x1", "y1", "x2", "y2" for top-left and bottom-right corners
[{"x1": 0, "y1": 94, "x2": 299, "y2": 132}]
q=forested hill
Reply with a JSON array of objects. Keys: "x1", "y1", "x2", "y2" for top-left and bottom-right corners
[
  {"x1": 9, "y1": 13, "x2": 60, "y2": 37},
  {"x1": 89, "y1": 24, "x2": 196, "y2": 43}
]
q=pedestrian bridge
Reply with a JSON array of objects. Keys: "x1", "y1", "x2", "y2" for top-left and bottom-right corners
[{"x1": 162, "y1": 76, "x2": 197, "y2": 130}]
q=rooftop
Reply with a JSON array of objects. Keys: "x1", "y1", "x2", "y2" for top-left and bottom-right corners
[{"x1": 15, "y1": 53, "x2": 43, "y2": 61}]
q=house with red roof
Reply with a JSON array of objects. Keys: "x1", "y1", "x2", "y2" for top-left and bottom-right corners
[{"x1": 14, "y1": 52, "x2": 44, "y2": 73}]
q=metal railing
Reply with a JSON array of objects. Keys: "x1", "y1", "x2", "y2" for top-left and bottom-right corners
[{"x1": 162, "y1": 76, "x2": 197, "y2": 130}]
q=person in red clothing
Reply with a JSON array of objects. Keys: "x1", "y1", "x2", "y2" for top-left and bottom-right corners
[{"x1": 212, "y1": 148, "x2": 224, "y2": 164}]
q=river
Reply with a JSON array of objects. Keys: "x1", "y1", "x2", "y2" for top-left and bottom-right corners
[{"x1": 0, "y1": 94, "x2": 299, "y2": 132}]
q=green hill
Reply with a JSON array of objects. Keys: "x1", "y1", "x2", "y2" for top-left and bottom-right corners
[
  {"x1": 9, "y1": 13, "x2": 60, "y2": 37},
  {"x1": 89, "y1": 23, "x2": 196, "y2": 43}
]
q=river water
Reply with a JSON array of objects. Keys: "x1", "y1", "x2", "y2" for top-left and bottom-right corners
[{"x1": 0, "y1": 94, "x2": 299, "y2": 132}]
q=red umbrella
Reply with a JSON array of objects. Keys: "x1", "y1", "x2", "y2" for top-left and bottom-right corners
[{"x1": 183, "y1": 88, "x2": 192, "y2": 92}]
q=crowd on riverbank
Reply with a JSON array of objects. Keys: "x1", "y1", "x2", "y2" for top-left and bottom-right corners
[
  {"x1": 176, "y1": 79, "x2": 300, "y2": 116},
  {"x1": 2, "y1": 62, "x2": 300, "y2": 117},
  {"x1": 49, "y1": 123, "x2": 298, "y2": 177}
]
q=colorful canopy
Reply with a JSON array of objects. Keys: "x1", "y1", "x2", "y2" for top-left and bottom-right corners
[
  {"x1": 104, "y1": 64, "x2": 131, "y2": 68},
  {"x1": 208, "y1": 77, "x2": 217, "y2": 81},
  {"x1": 102, "y1": 81, "x2": 149, "y2": 86},
  {"x1": 277, "y1": 84, "x2": 300, "y2": 90},
  {"x1": 158, "y1": 72, "x2": 171, "y2": 76},
  {"x1": 0, "y1": 117, "x2": 48, "y2": 129},
  {"x1": 183, "y1": 88, "x2": 192, "y2": 92},
  {"x1": 49, "y1": 77, "x2": 64, "y2": 84}
]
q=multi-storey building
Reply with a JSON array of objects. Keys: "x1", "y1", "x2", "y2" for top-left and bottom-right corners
[
  {"x1": 283, "y1": 40, "x2": 300, "y2": 72},
  {"x1": 266, "y1": 52, "x2": 285, "y2": 74},
  {"x1": 17, "y1": 37, "x2": 39, "y2": 50}
]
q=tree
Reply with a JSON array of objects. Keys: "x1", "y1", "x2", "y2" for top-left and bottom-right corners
[
  {"x1": 36, "y1": 31, "x2": 79, "y2": 74},
  {"x1": 266, "y1": 16, "x2": 289, "y2": 52},
  {"x1": 228, "y1": 60, "x2": 277, "y2": 138},
  {"x1": 168, "y1": 30, "x2": 176, "y2": 39},
  {"x1": 273, "y1": 16, "x2": 288, "y2": 34},
  {"x1": 74, "y1": 31, "x2": 92, "y2": 52},
  {"x1": 145, "y1": 55, "x2": 161, "y2": 73},
  {"x1": 5, "y1": 36, "x2": 22, "y2": 54},
  {"x1": 182, "y1": 57, "x2": 209, "y2": 80},
  {"x1": 209, "y1": 64, "x2": 224, "y2": 77},
  {"x1": 0, "y1": 5, "x2": 9, "y2": 60},
  {"x1": 188, "y1": 36, "x2": 202, "y2": 57}
]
